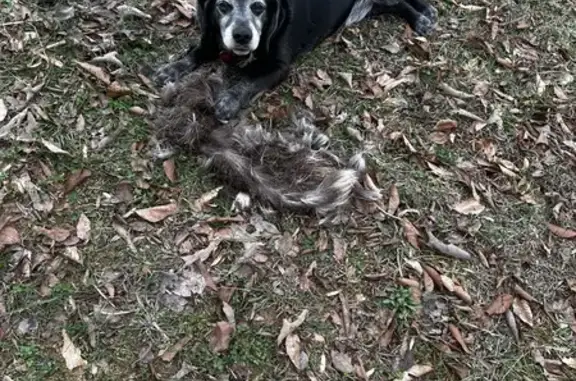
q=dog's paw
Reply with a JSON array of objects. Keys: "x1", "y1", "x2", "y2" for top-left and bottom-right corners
[
  {"x1": 215, "y1": 92, "x2": 242, "y2": 122},
  {"x1": 152, "y1": 58, "x2": 194, "y2": 87},
  {"x1": 422, "y1": 5, "x2": 438, "y2": 24},
  {"x1": 413, "y1": 14, "x2": 435, "y2": 36}
]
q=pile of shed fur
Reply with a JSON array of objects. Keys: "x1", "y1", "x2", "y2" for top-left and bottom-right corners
[{"x1": 151, "y1": 64, "x2": 382, "y2": 223}]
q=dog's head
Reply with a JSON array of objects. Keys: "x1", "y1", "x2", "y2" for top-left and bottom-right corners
[{"x1": 198, "y1": 0, "x2": 287, "y2": 56}]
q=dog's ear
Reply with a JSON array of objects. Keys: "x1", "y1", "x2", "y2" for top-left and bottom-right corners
[
  {"x1": 263, "y1": 0, "x2": 290, "y2": 53},
  {"x1": 197, "y1": 0, "x2": 218, "y2": 38}
]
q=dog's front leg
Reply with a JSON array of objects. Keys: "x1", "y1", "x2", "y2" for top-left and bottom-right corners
[
  {"x1": 215, "y1": 65, "x2": 290, "y2": 122},
  {"x1": 153, "y1": 43, "x2": 218, "y2": 87}
]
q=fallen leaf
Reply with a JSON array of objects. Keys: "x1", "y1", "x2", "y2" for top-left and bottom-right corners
[
  {"x1": 485, "y1": 294, "x2": 513, "y2": 315},
  {"x1": 388, "y1": 184, "x2": 400, "y2": 215},
  {"x1": 535, "y1": 73, "x2": 546, "y2": 96},
  {"x1": 448, "y1": 324, "x2": 471, "y2": 353},
  {"x1": 513, "y1": 284, "x2": 537, "y2": 303},
  {"x1": 452, "y1": 199, "x2": 485, "y2": 215},
  {"x1": 106, "y1": 81, "x2": 132, "y2": 98},
  {"x1": 136, "y1": 203, "x2": 178, "y2": 223},
  {"x1": 0, "y1": 99, "x2": 7, "y2": 122},
  {"x1": 435, "y1": 119, "x2": 458, "y2": 132},
  {"x1": 37, "y1": 227, "x2": 71, "y2": 242},
  {"x1": 402, "y1": 219, "x2": 420, "y2": 249},
  {"x1": 76, "y1": 61, "x2": 111, "y2": 85},
  {"x1": 505, "y1": 309, "x2": 520, "y2": 342},
  {"x1": 332, "y1": 235, "x2": 347, "y2": 262},
  {"x1": 76, "y1": 214, "x2": 91, "y2": 241},
  {"x1": 62, "y1": 247, "x2": 83, "y2": 265},
  {"x1": 548, "y1": 223, "x2": 576, "y2": 239},
  {"x1": 192, "y1": 187, "x2": 222, "y2": 212},
  {"x1": 163, "y1": 159, "x2": 177, "y2": 182},
  {"x1": 0, "y1": 226, "x2": 20, "y2": 246},
  {"x1": 406, "y1": 364, "x2": 434, "y2": 377},
  {"x1": 423, "y1": 265, "x2": 443, "y2": 289},
  {"x1": 286, "y1": 334, "x2": 308, "y2": 370},
  {"x1": 512, "y1": 298, "x2": 534, "y2": 327},
  {"x1": 160, "y1": 336, "x2": 193, "y2": 362},
  {"x1": 41, "y1": 139, "x2": 71, "y2": 155},
  {"x1": 453, "y1": 285, "x2": 472, "y2": 304},
  {"x1": 277, "y1": 309, "x2": 308, "y2": 345},
  {"x1": 561, "y1": 358, "x2": 576, "y2": 370},
  {"x1": 181, "y1": 239, "x2": 221, "y2": 266},
  {"x1": 209, "y1": 322, "x2": 234, "y2": 353},
  {"x1": 222, "y1": 301, "x2": 236, "y2": 327},
  {"x1": 331, "y1": 350, "x2": 354, "y2": 374},
  {"x1": 63, "y1": 169, "x2": 91, "y2": 195},
  {"x1": 426, "y1": 230, "x2": 472, "y2": 260},
  {"x1": 61, "y1": 330, "x2": 87, "y2": 370}
]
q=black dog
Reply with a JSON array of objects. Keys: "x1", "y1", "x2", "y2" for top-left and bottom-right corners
[{"x1": 153, "y1": 0, "x2": 437, "y2": 121}]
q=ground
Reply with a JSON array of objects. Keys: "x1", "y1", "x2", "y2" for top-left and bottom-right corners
[{"x1": 1, "y1": 0, "x2": 576, "y2": 380}]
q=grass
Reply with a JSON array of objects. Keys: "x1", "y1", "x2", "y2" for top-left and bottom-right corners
[{"x1": 1, "y1": 0, "x2": 576, "y2": 380}]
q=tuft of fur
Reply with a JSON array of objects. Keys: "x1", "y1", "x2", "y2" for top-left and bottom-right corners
[{"x1": 153, "y1": 65, "x2": 382, "y2": 221}]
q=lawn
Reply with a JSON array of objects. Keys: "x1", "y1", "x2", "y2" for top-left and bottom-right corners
[{"x1": 1, "y1": 0, "x2": 575, "y2": 380}]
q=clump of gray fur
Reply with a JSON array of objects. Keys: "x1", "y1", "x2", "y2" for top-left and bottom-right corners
[{"x1": 152, "y1": 65, "x2": 382, "y2": 220}]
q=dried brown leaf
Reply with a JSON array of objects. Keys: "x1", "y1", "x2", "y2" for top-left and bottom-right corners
[
  {"x1": 0, "y1": 99, "x2": 6, "y2": 122},
  {"x1": 548, "y1": 223, "x2": 576, "y2": 239},
  {"x1": 331, "y1": 350, "x2": 354, "y2": 374},
  {"x1": 402, "y1": 218, "x2": 420, "y2": 249},
  {"x1": 75, "y1": 61, "x2": 111, "y2": 85},
  {"x1": 512, "y1": 298, "x2": 534, "y2": 327},
  {"x1": 160, "y1": 335, "x2": 193, "y2": 362},
  {"x1": 61, "y1": 330, "x2": 87, "y2": 370},
  {"x1": 163, "y1": 159, "x2": 177, "y2": 182},
  {"x1": 453, "y1": 285, "x2": 472, "y2": 304},
  {"x1": 0, "y1": 226, "x2": 20, "y2": 246},
  {"x1": 135, "y1": 203, "x2": 178, "y2": 223},
  {"x1": 505, "y1": 309, "x2": 520, "y2": 342},
  {"x1": 423, "y1": 265, "x2": 443, "y2": 289},
  {"x1": 426, "y1": 230, "x2": 472, "y2": 260},
  {"x1": 435, "y1": 119, "x2": 458, "y2": 132},
  {"x1": 63, "y1": 169, "x2": 91, "y2": 195},
  {"x1": 513, "y1": 284, "x2": 537, "y2": 303},
  {"x1": 76, "y1": 214, "x2": 91, "y2": 241},
  {"x1": 448, "y1": 324, "x2": 471, "y2": 353},
  {"x1": 332, "y1": 235, "x2": 347, "y2": 262},
  {"x1": 37, "y1": 227, "x2": 71, "y2": 242},
  {"x1": 452, "y1": 199, "x2": 485, "y2": 215},
  {"x1": 41, "y1": 139, "x2": 70, "y2": 155},
  {"x1": 192, "y1": 187, "x2": 222, "y2": 212},
  {"x1": 277, "y1": 309, "x2": 308, "y2": 345},
  {"x1": 388, "y1": 184, "x2": 400, "y2": 215},
  {"x1": 286, "y1": 334, "x2": 308, "y2": 370},
  {"x1": 106, "y1": 81, "x2": 132, "y2": 98},
  {"x1": 485, "y1": 294, "x2": 513, "y2": 315},
  {"x1": 62, "y1": 247, "x2": 83, "y2": 265},
  {"x1": 209, "y1": 322, "x2": 234, "y2": 353}
]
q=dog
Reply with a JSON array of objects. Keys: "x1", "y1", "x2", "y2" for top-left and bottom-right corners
[{"x1": 153, "y1": 0, "x2": 437, "y2": 121}]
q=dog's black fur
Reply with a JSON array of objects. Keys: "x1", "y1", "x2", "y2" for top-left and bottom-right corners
[{"x1": 153, "y1": 0, "x2": 437, "y2": 121}]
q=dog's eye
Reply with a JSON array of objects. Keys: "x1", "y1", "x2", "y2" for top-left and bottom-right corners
[
  {"x1": 217, "y1": 1, "x2": 233, "y2": 14},
  {"x1": 250, "y1": 2, "x2": 265, "y2": 16}
]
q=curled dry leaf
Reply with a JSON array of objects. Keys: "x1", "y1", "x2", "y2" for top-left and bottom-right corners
[
  {"x1": 512, "y1": 298, "x2": 534, "y2": 327},
  {"x1": 435, "y1": 119, "x2": 458, "y2": 132},
  {"x1": 0, "y1": 226, "x2": 20, "y2": 246},
  {"x1": 505, "y1": 310, "x2": 520, "y2": 342},
  {"x1": 61, "y1": 330, "x2": 87, "y2": 370},
  {"x1": 209, "y1": 321, "x2": 234, "y2": 353},
  {"x1": 62, "y1": 247, "x2": 83, "y2": 265},
  {"x1": 41, "y1": 139, "x2": 71, "y2": 155},
  {"x1": 332, "y1": 235, "x2": 347, "y2": 262},
  {"x1": 452, "y1": 198, "x2": 485, "y2": 215},
  {"x1": 402, "y1": 218, "x2": 420, "y2": 249},
  {"x1": 387, "y1": 184, "x2": 400, "y2": 215},
  {"x1": 426, "y1": 230, "x2": 472, "y2": 260},
  {"x1": 192, "y1": 187, "x2": 222, "y2": 212},
  {"x1": 63, "y1": 169, "x2": 91, "y2": 195},
  {"x1": 135, "y1": 203, "x2": 178, "y2": 223},
  {"x1": 163, "y1": 159, "x2": 177, "y2": 182},
  {"x1": 160, "y1": 335, "x2": 193, "y2": 362},
  {"x1": 453, "y1": 285, "x2": 472, "y2": 304},
  {"x1": 395, "y1": 364, "x2": 434, "y2": 381},
  {"x1": 106, "y1": 81, "x2": 132, "y2": 98},
  {"x1": 448, "y1": 324, "x2": 471, "y2": 354},
  {"x1": 513, "y1": 284, "x2": 537, "y2": 303},
  {"x1": 75, "y1": 61, "x2": 111, "y2": 85},
  {"x1": 0, "y1": 98, "x2": 6, "y2": 122},
  {"x1": 277, "y1": 309, "x2": 308, "y2": 345},
  {"x1": 548, "y1": 223, "x2": 576, "y2": 239},
  {"x1": 331, "y1": 350, "x2": 354, "y2": 374},
  {"x1": 286, "y1": 334, "x2": 308, "y2": 370},
  {"x1": 485, "y1": 293, "x2": 513, "y2": 315},
  {"x1": 423, "y1": 265, "x2": 443, "y2": 289},
  {"x1": 76, "y1": 214, "x2": 91, "y2": 241}
]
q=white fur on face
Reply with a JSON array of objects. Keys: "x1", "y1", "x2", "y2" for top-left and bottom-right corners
[{"x1": 217, "y1": 0, "x2": 266, "y2": 55}]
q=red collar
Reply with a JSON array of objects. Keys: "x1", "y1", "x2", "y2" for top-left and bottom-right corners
[{"x1": 219, "y1": 51, "x2": 235, "y2": 64}]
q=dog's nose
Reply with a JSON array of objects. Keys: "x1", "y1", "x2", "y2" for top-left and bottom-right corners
[{"x1": 232, "y1": 27, "x2": 252, "y2": 45}]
